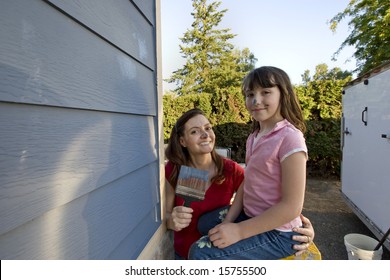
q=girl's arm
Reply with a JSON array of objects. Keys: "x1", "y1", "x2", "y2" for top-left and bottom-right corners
[
  {"x1": 165, "y1": 179, "x2": 193, "y2": 231},
  {"x1": 209, "y1": 151, "x2": 307, "y2": 248},
  {"x1": 221, "y1": 182, "x2": 244, "y2": 224}
]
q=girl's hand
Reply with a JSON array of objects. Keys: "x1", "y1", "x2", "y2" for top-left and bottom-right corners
[
  {"x1": 208, "y1": 223, "x2": 242, "y2": 248},
  {"x1": 292, "y1": 214, "x2": 315, "y2": 255},
  {"x1": 170, "y1": 206, "x2": 193, "y2": 232}
]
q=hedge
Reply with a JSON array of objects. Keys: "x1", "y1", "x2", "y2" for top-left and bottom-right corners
[{"x1": 163, "y1": 83, "x2": 345, "y2": 179}]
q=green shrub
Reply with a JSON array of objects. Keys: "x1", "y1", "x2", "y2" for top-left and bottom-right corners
[
  {"x1": 163, "y1": 93, "x2": 212, "y2": 140},
  {"x1": 305, "y1": 119, "x2": 341, "y2": 178}
]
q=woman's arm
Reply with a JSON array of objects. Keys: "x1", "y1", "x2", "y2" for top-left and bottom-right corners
[{"x1": 165, "y1": 179, "x2": 193, "y2": 231}]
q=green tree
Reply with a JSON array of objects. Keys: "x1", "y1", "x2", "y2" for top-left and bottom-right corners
[
  {"x1": 165, "y1": 0, "x2": 257, "y2": 128},
  {"x1": 296, "y1": 64, "x2": 352, "y2": 178},
  {"x1": 166, "y1": 0, "x2": 256, "y2": 97},
  {"x1": 329, "y1": 0, "x2": 390, "y2": 75}
]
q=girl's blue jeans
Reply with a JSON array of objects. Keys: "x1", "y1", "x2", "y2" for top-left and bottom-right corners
[{"x1": 188, "y1": 206, "x2": 301, "y2": 260}]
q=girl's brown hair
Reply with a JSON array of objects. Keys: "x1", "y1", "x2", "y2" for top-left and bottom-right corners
[
  {"x1": 165, "y1": 108, "x2": 225, "y2": 187},
  {"x1": 242, "y1": 66, "x2": 306, "y2": 133}
]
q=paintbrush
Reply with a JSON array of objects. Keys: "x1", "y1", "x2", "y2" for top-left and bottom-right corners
[
  {"x1": 176, "y1": 165, "x2": 209, "y2": 207},
  {"x1": 374, "y1": 227, "x2": 390, "y2": 251}
]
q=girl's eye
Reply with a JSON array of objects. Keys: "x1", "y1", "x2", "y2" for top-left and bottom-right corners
[
  {"x1": 190, "y1": 130, "x2": 199, "y2": 135},
  {"x1": 205, "y1": 127, "x2": 213, "y2": 131}
]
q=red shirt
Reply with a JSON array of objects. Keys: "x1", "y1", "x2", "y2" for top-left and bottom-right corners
[{"x1": 165, "y1": 158, "x2": 244, "y2": 259}]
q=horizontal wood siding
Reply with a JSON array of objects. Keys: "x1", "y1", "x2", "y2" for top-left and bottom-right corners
[
  {"x1": 46, "y1": 0, "x2": 155, "y2": 69},
  {"x1": 108, "y1": 209, "x2": 160, "y2": 259},
  {"x1": 0, "y1": 103, "x2": 157, "y2": 236},
  {"x1": 0, "y1": 163, "x2": 159, "y2": 259},
  {"x1": 0, "y1": 0, "x2": 161, "y2": 259},
  {"x1": 0, "y1": 0, "x2": 156, "y2": 115},
  {"x1": 132, "y1": 0, "x2": 156, "y2": 23}
]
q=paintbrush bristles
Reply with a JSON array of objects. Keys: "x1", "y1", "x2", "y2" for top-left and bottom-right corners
[
  {"x1": 176, "y1": 185, "x2": 206, "y2": 200},
  {"x1": 177, "y1": 177, "x2": 208, "y2": 191},
  {"x1": 176, "y1": 166, "x2": 209, "y2": 205}
]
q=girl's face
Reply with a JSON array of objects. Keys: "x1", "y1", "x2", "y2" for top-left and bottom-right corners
[
  {"x1": 179, "y1": 114, "x2": 215, "y2": 155},
  {"x1": 244, "y1": 86, "x2": 282, "y2": 124}
]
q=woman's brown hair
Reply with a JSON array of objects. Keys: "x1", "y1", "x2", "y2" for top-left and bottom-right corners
[{"x1": 165, "y1": 108, "x2": 225, "y2": 187}]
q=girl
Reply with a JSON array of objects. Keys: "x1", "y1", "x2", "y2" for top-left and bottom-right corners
[
  {"x1": 166, "y1": 107, "x2": 313, "y2": 259},
  {"x1": 189, "y1": 66, "x2": 308, "y2": 259}
]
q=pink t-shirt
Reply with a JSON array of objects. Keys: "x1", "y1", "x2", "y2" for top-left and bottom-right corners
[{"x1": 243, "y1": 119, "x2": 307, "y2": 231}]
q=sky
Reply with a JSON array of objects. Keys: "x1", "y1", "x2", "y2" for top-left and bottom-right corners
[{"x1": 160, "y1": 0, "x2": 357, "y2": 91}]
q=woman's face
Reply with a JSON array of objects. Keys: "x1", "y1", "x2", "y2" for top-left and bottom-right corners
[{"x1": 179, "y1": 114, "x2": 215, "y2": 155}]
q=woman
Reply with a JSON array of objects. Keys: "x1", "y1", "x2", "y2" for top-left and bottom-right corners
[{"x1": 165, "y1": 108, "x2": 314, "y2": 259}]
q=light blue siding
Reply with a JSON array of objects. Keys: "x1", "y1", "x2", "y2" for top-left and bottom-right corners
[
  {"x1": 0, "y1": 0, "x2": 161, "y2": 259},
  {"x1": 0, "y1": 0, "x2": 156, "y2": 115}
]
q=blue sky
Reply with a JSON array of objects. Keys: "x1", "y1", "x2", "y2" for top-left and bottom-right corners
[{"x1": 160, "y1": 0, "x2": 356, "y2": 91}]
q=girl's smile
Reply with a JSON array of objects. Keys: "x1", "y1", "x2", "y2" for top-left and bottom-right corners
[{"x1": 245, "y1": 86, "x2": 283, "y2": 126}]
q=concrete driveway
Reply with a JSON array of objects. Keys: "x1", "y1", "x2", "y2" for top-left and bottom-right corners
[{"x1": 303, "y1": 178, "x2": 389, "y2": 260}]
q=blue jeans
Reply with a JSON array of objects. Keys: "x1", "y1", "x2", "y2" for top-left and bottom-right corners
[{"x1": 189, "y1": 206, "x2": 301, "y2": 260}]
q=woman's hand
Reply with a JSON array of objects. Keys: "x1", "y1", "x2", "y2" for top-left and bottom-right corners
[
  {"x1": 168, "y1": 206, "x2": 193, "y2": 232},
  {"x1": 292, "y1": 214, "x2": 315, "y2": 255}
]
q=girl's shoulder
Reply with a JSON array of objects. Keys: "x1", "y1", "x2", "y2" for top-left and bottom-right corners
[
  {"x1": 274, "y1": 120, "x2": 305, "y2": 141},
  {"x1": 281, "y1": 123, "x2": 305, "y2": 141},
  {"x1": 282, "y1": 120, "x2": 303, "y2": 134}
]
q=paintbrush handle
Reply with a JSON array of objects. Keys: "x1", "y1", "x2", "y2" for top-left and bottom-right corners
[{"x1": 374, "y1": 227, "x2": 390, "y2": 251}]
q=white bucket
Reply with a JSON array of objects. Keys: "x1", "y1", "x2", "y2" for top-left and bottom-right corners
[{"x1": 344, "y1": 233, "x2": 383, "y2": 260}]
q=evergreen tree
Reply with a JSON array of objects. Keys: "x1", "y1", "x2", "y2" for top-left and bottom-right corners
[
  {"x1": 329, "y1": 0, "x2": 390, "y2": 75},
  {"x1": 165, "y1": 0, "x2": 257, "y2": 124},
  {"x1": 166, "y1": 0, "x2": 232, "y2": 95}
]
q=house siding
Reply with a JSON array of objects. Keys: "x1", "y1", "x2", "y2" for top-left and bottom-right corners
[{"x1": 0, "y1": 0, "x2": 162, "y2": 259}]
